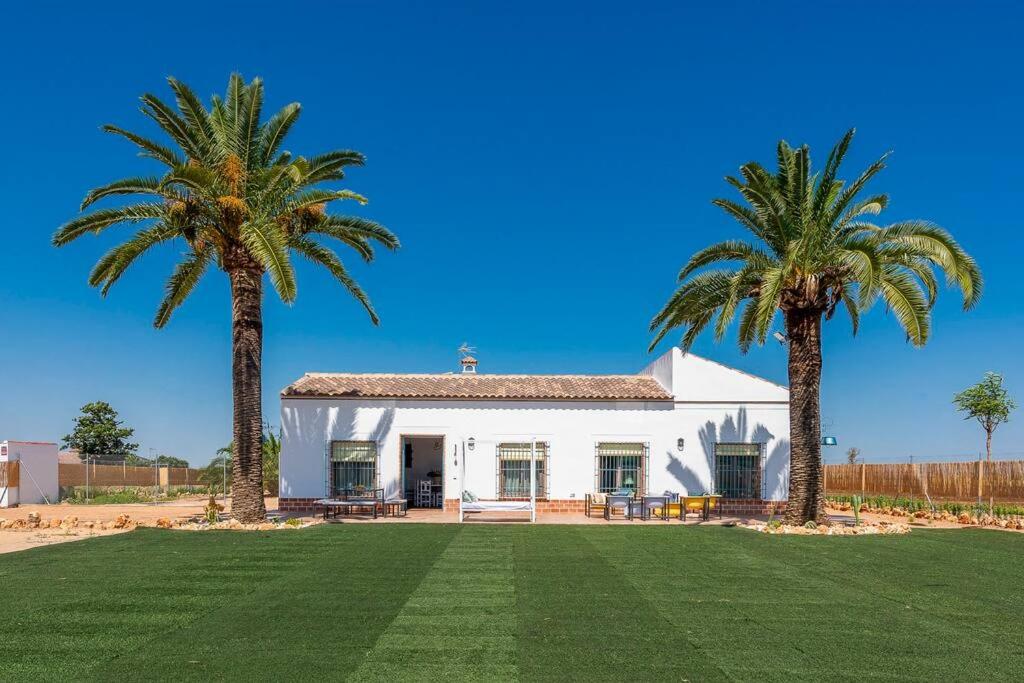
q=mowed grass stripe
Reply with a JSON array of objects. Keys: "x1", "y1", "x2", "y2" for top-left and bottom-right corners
[
  {"x1": 586, "y1": 526, "x2": 1024, "y2": 682},
  {"x1": 514, "y1": 525, "x2": 728, "y2": 681},
  {"x1": 0, "y1": 529, "x2": 310, "y2": 681},
  {"x1": 82, "y1": 525, "x2": 456, "y2": 681},
  {"x1": 348, "y1": 525, "x2": 518, "y2": 681}
]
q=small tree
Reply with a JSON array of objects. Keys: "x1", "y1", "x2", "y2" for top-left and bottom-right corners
[
  {"x1": 846, "y1": 447, "x2": 860, "y2": 464},
  {"x1": 954, "y1": 372, "x2": 1016, "y2": 464},
  {"x1": 62, "y1": 402, "x2": 138, "y2": 458},
  {"x1": 199, "y1": 450, "x2": 233, "y2": 496},
  {"x1": 155, "y1": 454, "x2": 190, "y2": 468},
  {"x1": 214, "y1": 425, "x2": 280, "y2": 496}
]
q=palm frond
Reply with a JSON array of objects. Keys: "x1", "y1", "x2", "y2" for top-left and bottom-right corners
[
  {"x1": 54, "y1": 204, "x2": 165, "y2": 246},
  {"x1": 875, "y1": 220, "x2": 982, "y2": 309},
  {"x1": 290, "y1": 237, "x2": 379, "y2": 324},
  {"x1": 89, "y1": 223, "x2": 178, "y2": 294},
  {"x1": 260, "y1": 102, "x2": 300, "y2": 164},
  {"x1": 102, "y1": 125, "x2": 183, "y2": 167},
  {"x1": 878, "y1": 265, "x2": 931, "y2": 345},
  {"x1": 153, "y1": 248, "x2": 213, "y2": 328},
  {"x1": 239, "y1": 218, "x2": 296, "y2": 302},
  {"x1": 81, "y1": 177, "x2": 166, "y2": 210}
]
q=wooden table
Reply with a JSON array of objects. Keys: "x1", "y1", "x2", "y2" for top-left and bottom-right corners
[{"x1": 384, "y1": 499, "x2": 408, "y2": 517}]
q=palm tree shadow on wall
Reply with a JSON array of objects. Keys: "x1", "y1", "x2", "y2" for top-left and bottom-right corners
[{"x1": 665, "y1": 407, "x2": 790, "y2": 498}]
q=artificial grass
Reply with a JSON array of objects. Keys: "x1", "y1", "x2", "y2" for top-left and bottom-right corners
[{"x1": 1, "y1": 525, "x2": 1022, "y2": 681}]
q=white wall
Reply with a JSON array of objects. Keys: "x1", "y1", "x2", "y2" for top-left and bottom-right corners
[
  {"x1": 1, "y1": 441, "x2": 59, "y2": 506},
  {"x1": 280, "y1": 397, "x2": 790, "y2": 502},
  {"x1": 641, "y1": 348, "x2": 789, "y2": 404}
]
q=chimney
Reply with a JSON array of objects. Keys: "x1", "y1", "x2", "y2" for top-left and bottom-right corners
[{"x1": 460, "y1": 355, "x2": 478, "y2": 374}]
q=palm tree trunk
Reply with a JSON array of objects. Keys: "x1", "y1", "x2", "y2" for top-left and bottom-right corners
[
  {"x1": 783, "y1": 308, "x2": 826, "y2": 525},
  {"x1": 229, "y1": 265, "x2": 266, "y2": 523}
]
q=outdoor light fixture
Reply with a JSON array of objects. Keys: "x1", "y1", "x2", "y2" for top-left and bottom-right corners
[
  {"x1": 467, "y1": 437, "x2": 475, "y2": 451},
  {"x1": 677, "y1": 438, "x2": 685, "y2": 451},
  {"x1": 822, "y1": 436, "x2": 838, "y2": 446},
  {"x1": 773, "y1": 331, "x2": 788, "y2": 345}
]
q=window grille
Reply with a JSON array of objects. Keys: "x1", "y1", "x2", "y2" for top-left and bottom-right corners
[
  {"x1": 714, "y1": 443, "x2": 764, "y2": 498},
  {"x1": 497, "y1": 442, "x2": 549, "y2": 499},
  {"x1": 595, "y1": 442, "x2": 648, "y2": 495},
  {"x1": 330, "y1": 441, "x2": 378, "y2": 494}
]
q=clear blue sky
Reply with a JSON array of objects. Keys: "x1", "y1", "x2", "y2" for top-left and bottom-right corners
[{"x1": 1, "y1": 1, "x2": 1021, "y2": 465}]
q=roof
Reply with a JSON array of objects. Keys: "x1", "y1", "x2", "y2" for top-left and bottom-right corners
[{"x1": 281, "y1": 373, "x2": 672, "y2": 401}]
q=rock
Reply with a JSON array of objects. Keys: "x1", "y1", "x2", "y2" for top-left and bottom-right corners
[
  {"x1": 26, "y1": 512, "x2": 41, "y2": 528},
  {"x1": 155, "y1": 518, "x2": 174, "y2": 529},
  {"x1": 112, "y1": 514, "x2": 132, "y2": 529}
]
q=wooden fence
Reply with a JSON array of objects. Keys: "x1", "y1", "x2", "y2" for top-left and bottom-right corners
[
  {"x1": 0, "y1": 461, "x2": 19, "y2": 489},
  {"x1": 825, "y1": 460, "x2": 1024, "y2": 503},
  {"x1": 58, "y1": 463, "x2": 202, "y2": 488}
]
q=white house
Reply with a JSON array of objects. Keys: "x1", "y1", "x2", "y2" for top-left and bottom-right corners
[
  {"x1": 279, "y1": 348, "x2": 790, "y2": 515},
  {"x1": 1, "y1": 441, "x2": 60, "y2": 507}
]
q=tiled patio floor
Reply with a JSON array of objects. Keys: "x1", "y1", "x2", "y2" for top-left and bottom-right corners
[{"x1": 307, "y1": 507, "x2": 759, "y2": 525}]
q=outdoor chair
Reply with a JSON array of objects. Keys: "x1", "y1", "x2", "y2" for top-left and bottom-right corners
[
  {"x1": 585, "y1": 493, "x2": 607, "y2": 518},
  {"x1": 604, "y1": 494, "x2": 633, "y2": 521},
  {"x1": 639, "y1": 495, "x2": 670, "y2": 521},
  {"x1": 705, "y1": 494, "x2": 722, "y2": 520}
]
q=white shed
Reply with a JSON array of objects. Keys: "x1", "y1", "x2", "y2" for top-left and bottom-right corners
[{"x1": 0, "y1": 441, "x2": 60, "y2": 507}]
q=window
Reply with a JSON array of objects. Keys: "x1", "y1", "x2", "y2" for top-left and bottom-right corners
[
  {"x1": 595, "y1": 442, "x2": 648, "y2": 494},
  {"x1": 714, "y1": 443, "x2": 763, "y2": 499},
  {"x1": 330, "y1": 441, "x2": 378, "y2": 494},
  {"x1": 497, "y1": 442, "x2": 548, "y2": 499}
]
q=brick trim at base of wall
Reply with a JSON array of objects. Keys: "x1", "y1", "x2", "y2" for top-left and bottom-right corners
[
  {"x1": 279, "y1": 497, "x2": 320, "y2": 512},
  {"x1": 283, "y1": 497, "x2": 786, "y2": 516},
  {"x1": 719, "y1": 499, "x2": 787, "y2": 515}
]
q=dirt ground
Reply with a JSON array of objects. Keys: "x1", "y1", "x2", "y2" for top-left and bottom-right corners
[
  {"x1": 2, "y1": 498, "x2": 1015, "y2": 555},
  {"x1": 0, "y1": 496, "x2": 282, "y2": 554}
]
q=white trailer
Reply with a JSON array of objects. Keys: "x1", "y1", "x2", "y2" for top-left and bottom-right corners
[{"x1": 0, "y1": 441, "x2": 59, "y2": 507}]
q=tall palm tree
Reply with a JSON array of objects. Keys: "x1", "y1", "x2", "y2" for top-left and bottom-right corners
[
  {"x1": 650, "y1": 129, "x2": 981, "y2": 524},
  {"x1": 55, "y1": 75, "x2": 399, "y2": 522}
]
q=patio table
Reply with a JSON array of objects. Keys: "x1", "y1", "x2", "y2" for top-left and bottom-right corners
[{"x1": 384, "y1": 498, "x2": 408, "y2": 517}]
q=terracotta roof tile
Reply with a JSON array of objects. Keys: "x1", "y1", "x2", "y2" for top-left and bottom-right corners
[{"x1": 281, "y1": 373, "x2": 671, "y2": 401}]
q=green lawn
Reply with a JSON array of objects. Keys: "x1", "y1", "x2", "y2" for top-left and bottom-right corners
[{"x1": 1, "y1": 525, "x2": 1022, "y2": 681}]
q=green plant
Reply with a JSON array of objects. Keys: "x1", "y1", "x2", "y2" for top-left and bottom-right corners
[
  {"x1": 803, "y1": 520, "x2": 817, "y2": 530},
  {"x1": 767, "y1": 520, "x2": 782, "y2": 530},
  {"x1": 650, "y1": 129, "x2": 981, "y2": 525},
  {"x1": 204, "y1": 495, "x2": 223, "y2": 524},
  {"x1": 284, "y1": 518, "x2": 302, "y2": 527},
  {"x1": 54, "y1": 75, "x2": 399, "y2": 522},
  {"x1": 826, "y1": 494, "x2": 1024, "y2": 519},
  {"x1": 852, "y1": 495, "x2": 862, "y2": 526},
  {"x1": 64, "y1": 487, "x2": 154, "y2": 505}
]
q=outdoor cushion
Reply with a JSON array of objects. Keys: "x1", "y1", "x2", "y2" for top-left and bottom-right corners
[{"x1": 589, "y1": 493, "x2": 607, "y2": 505}]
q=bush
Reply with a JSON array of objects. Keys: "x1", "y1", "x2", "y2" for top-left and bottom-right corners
[
  {"x1": 826, "y1": 494, "x2": 1024, "y2": 519},
  {"x1": 64, "y1": 487, "x2": 153, "y2": 505}
]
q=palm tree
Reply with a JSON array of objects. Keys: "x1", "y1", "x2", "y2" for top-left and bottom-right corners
[
  {"x1": 55, "y1": 75, "x2": 399, "y2": 522},
  {"x1": 650, "y1": 129, "x2": 981, "y2": 524}
]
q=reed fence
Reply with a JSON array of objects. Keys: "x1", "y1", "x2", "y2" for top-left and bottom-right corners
[
  {"x1": 825, "y1": 460, "x2": 1024, "y2": 503},
  {"x1": 58, "y1": 463, "x2": 202, "y2": 488}
]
